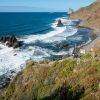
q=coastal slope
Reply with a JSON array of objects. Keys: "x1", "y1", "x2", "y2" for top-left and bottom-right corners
[
  {"x1": 1, "y1": 53, "x2": 100, "y2": 100},
  {"x1": 71, "y1": 1, "x2": 100, "y2": 32},
  {"x1": 71, "y1": 1, "x2": 100, "y2": 52}
]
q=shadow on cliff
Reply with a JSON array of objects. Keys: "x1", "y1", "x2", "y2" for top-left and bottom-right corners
[{"x1": 40, "y1": 84, "x2": 85, "y2": 100}]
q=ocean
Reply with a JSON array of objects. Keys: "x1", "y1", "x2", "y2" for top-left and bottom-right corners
[
  {"x1": 0, "y1": 12, "x2": 92, "y2": 76},
  {"x1": 0, "y1": 12, "x2": 66, "y2": 36}
]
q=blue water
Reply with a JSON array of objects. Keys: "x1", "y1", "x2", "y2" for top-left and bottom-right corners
[
  {"x1": 0, "y1": 12, "x2": 66, "y2": 37},
  {"x1": 0, "y1": 12, "x2": 92, "y2": 76}
]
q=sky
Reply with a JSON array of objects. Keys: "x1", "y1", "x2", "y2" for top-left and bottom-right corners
[{"x1": 0, "y1": 0, "x2": 95, "y2": 12}]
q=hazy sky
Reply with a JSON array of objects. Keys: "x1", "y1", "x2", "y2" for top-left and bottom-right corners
[{"x1": 0, "y1": 0, "x2": 95, "y2": 12}]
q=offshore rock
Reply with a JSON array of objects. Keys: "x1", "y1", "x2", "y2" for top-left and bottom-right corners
[{"x1": 57, "y1": 19, "x2": 63, "y2": 27}]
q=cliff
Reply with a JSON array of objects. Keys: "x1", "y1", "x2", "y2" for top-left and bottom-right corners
[{"x1": 71, "y1": 2, "x2": 100, "y2": 33}]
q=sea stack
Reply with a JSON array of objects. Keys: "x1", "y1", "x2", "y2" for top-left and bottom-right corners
[{"x1": 57, "y1": 19, "x2": 63, "y2": 27}]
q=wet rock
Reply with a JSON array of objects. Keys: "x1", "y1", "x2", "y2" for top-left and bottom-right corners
[
  {"x1": 6, "y1": 42, "x2": 13, "y2": 47},
  {"x1": 57, "y1": 19, "x2": 63, "y2": 27},
  {"x1": 56, "y1": 42, "x2": 69, "y2": 49},
  {"x1": 10, "y1": 35, "x2": 17, "y2": 43},
  {"x1": 0, "y1": 35, "x2": 23, "y2": 48},
  {"x1": 0, "y1": 36, "x2": 6, "y2": 43},
  {"x1": 13, "y1": 41, "x2": 22, "y2": 49},
  {"x1": 0, "y1": 75, "x2": 11, "y2": 89}
]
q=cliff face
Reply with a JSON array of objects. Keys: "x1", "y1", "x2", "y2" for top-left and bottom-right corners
[{"x1": 71, "y1": 2, "x2": 100, "y2": 32}]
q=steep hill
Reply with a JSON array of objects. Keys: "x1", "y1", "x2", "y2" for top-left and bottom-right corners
[
  {"x1": 0, "y1": 51, "x2": 100, "y2": 100},
  {"x1": 71, "y1": 2, "x2": 100, "y2": 32}
]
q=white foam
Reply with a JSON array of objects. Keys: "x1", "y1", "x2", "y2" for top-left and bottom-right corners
[
  {"x1": 22, "y1": 17, "x2": 78, "y2": 44},
  {"x1": 22, "y1": 24, "x2": 66, "y2": 44},
  {"x1": 0, "y1": 17, "x2": 80, "y2": 76}
]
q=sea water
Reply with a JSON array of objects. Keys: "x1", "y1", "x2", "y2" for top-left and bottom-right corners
[{"x1": 0, "y1": 12, "x2": 91, "y2": 76}]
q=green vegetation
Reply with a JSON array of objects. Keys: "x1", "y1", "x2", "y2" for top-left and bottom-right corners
[{"x1": 0, "y1": 51, "x2": 99, "y2": 100}]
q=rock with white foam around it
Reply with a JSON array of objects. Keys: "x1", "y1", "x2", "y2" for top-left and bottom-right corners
[
  {"x1": 56, "y1": 41, "x2": 69, "y2": 49},
  {"x1": 0, "y1": 35, "x2": 23, "y2": 49},
  {"x1": 57, "y1": 19, "x2": 63, "y2": 27},
  {"x1": 0, "y1": 75, "x2": 11, "y2": 89}
]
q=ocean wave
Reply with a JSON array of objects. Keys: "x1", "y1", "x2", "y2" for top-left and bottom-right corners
[
  {"x1": 0, "y1": 17, "x2": 88, "y2": 76},
  {"x1": 22, "y1": 17, "x2": 78, "y2": 44}
]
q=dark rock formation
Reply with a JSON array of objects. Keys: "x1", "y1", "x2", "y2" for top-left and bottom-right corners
[
  {"x1": 13, "y1": 41, "x2": 22, "y2": 49},
  {"x1": 56, "y1": 42, "x2": 69, "y2": 49},
  {"x1": 57, "y1": 19, "x2": 63, "y2": 27},
  {"x1": 0, "y1": 35, "x2": 23, "y2": 48},
  {"x1": 0, "y1": 75, "x2": 11, "y2": 89}
]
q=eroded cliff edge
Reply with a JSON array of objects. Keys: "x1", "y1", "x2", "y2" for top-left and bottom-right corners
[{"x1": 71, "y1": 2, "x2": 100, "y2": 33}]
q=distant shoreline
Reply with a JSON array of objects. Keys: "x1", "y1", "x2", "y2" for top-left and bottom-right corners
[{"x1": 78, "y1": 21, "x2": 100, "y2": 52}]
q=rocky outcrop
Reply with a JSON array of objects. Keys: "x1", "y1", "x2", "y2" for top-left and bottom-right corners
[
  {"x1": 57, "y1": 19, "x2": 63, "y2": 27},
  {"x1": 0, "y1": 35, "x2": 22, "y2": 48},
  {"x1": 0, "y1": 75, "x2": 11, "y2": 89},
  {"x1": 56, "y1": 42, "x2": 69, "y2": 49},
  {"x1": 71, "y1": 2, "x2": 100, "y2": 32}
]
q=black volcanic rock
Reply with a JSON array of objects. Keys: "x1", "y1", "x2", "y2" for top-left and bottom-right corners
[
  {"x1": 11, "y1": 35, "x2": 17, "y2": 43},
  {"x1": 6, "y1": 42, "x2": 13, "y2": 47},
  {"x1": 0, "y1": 75, "x2": 11, "y2": 89},
  {"x1": 0, "y1": 36, "x2": 3, "y2": 42},
  {"x1": 13, "y1": 41, "x2": 22, "y2": 49},
  {"x1": 56, "y1": 42, "x2": 69, "y2": 49},
  {"x1": 57, "y1": 19, "x2": 63, "y2": 27},
  {"x1": 0, "y1": 35, "x2": 23, "y2": 48}
]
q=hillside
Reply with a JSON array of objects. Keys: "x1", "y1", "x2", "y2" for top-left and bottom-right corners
[
  {"x1": 71, "y1": 2, "x2": 100, "y2": 32},
  {"x1": 0, "y1": 51, "x2": 100, "y2": 100}
]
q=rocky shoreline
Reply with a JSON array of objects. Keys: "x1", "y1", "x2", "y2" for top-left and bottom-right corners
[
  {"x1": 70, "y1": 1, "x2": 100, "y2": 51},
  {"x1": 78, "y1": 22, "x2": 100, "y2": 52},
  {"x1": 0, "y1": 35, "x2": 23, "y2": 49}
]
